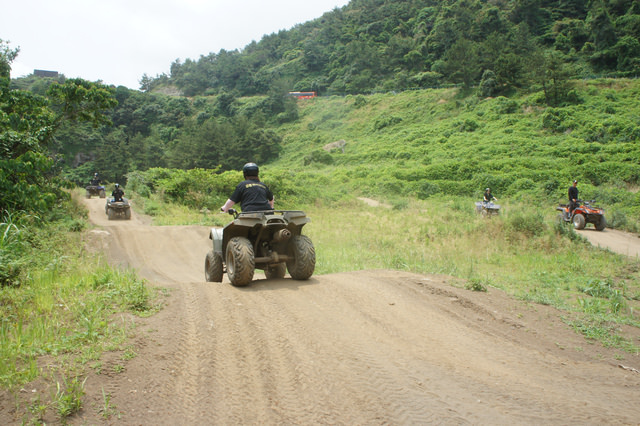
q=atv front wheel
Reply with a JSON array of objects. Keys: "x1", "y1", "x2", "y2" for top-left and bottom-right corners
[
  {"x1": 286, "y1": 235, "x2": 316, "y2": 280},
  {"x1": 572, "y1": 213, "x2": 586, "y2": 230},
  {"x1": 205, "y1": 250, "x2": 224, "y2": 282},
  {"x1": 265, "y1": 262, "x2": 286, "y2": 279},
  {"x1": 595, "y1": 215, "x2": 607, "y2": 231},
  {"x1": 226, "y1": 237, "x2": 255, "y2": 286}
]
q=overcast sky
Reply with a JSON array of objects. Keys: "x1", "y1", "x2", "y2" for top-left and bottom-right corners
[{"x1": 2, "y1": 0, "x2": 351, "y2": 90}]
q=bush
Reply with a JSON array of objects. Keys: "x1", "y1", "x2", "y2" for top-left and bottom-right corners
[
  {"x1": 303, "y1": 150, "x2": 334, "y2": 166},
  {"x1": 506, "y1": 211, "x2": 547, "y2": 238}
]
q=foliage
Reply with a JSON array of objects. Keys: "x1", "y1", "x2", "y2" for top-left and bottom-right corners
[
  {"x1": 1, "y1": 41, "x2": 118, "y2": 216},
  {"x1": 143, "y1": 1, "x2": 640, "y2": 97}
]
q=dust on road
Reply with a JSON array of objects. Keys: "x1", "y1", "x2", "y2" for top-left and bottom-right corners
[{"x1": 43, "y1": 199, "x2": 640, "y2": 424}]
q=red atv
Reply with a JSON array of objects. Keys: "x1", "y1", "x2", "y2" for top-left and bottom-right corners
[{"x1": 556, "y1": 200, "x2": 606, "y2": 231}]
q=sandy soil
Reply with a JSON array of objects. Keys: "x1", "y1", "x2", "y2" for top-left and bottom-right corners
[{"x1": 3, "y1": 198, "x2": 640, "y2": 425}]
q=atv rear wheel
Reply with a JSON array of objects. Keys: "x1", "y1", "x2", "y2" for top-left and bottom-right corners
[
  {"x1": 595, "y1": 215, "x2": 607, "y2": 231},
  {"x1": 226, "y1": 237, "x2": 255, "y2": 286},
  {"x1": 573, "y1": 213, "x2": 586, "y2": 230},
  {"x1": 107, "y1": 208, "x2": 115, "y2": 220},
  {"x1": 99, "y1": 190, "x2": 106, "y2": 198},
  {"x1": 124, "y1": 208, "x2": 131, "y2": 220},
  {"x1": 265, "y1": 262, "x2": 286, "y2": 279},
  {"x1": 205, "y1": 250, "x2": 224, "y2": 282},
  {"x1": 286, "y1": 235, "x2": 315, "y2": 280}
]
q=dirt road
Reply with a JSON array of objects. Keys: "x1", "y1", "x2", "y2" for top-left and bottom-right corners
[
  {"x1": 62, "y1": 199, "x2": 640, "y2": 423},
  {"x1": 577, "y1": 227, "x2": 640, "y2": 258}
]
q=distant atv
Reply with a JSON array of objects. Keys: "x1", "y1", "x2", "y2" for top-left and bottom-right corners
[
  {"x1": 556, "y1": 200, "x2": 606, "y2": 231},
  {"x1": 85, "y1": 184, "x2": 106, "y2": 198},
  {"x1": 105, "y1": 198, "x2": 131, "y2": 220},
  {"x1": 205, "y1": 209, "x2": 315, "y2": 286},
  {"x1": 475, "y1": 201, "x2": 500, "y2": 216}
]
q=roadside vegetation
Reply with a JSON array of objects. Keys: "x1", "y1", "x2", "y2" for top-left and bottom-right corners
[{"x1": 0, "y1": 193, "x2": 157, "y2": 423}]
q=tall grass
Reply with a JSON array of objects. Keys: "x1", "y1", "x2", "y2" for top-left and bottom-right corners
[{"x1": 0, "y1": 201, "x2": 156, "y2": 422}]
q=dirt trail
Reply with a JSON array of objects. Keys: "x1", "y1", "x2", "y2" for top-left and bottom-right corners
[
  {"x1": 13, "y1": 198, "x2": 640, "y2": 424},
  {"x1": 577, "y1": 227, "x2": 640, "y2": 258}
]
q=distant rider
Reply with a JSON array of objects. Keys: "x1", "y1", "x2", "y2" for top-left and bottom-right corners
[
  {"x1": 483, "y1": 188, "x2": 497, "y2": 204},
  {"x1": 221, "y1": 163, "x2": 274, "y2": 213},
  {"x1": 90, "y1": 173, "x2": 101, "y2": 186},
  {"x1": 112, "y1": 183, "x2": 124, "y2": 202},
  {"x1": 568, "y1": 180, "x2": 579, "y2": 217}
]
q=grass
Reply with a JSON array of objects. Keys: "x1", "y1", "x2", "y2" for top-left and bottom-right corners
[{"x1": 0, "y1": 197, "x2": 159, "y2": 423}]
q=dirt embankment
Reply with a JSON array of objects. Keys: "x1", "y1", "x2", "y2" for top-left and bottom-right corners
[{"x1": 4, "y1": 198, "x2": 639, "y2": 425}]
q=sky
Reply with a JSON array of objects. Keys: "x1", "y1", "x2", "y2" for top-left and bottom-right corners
[{"x1": 2, "y1": 0, "x2": 351, "y2": 90}]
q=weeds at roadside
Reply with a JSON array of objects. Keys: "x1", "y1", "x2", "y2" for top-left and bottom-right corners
[
  {"x1": 54, "y1": 376, "x2": 86, "y2": 419},
  {"x1": 100, "y1": 387, "x2": 119, "y2": 420}
]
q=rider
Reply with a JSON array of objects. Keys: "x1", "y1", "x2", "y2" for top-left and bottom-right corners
[
  {"x1": 90, "y1": 173, "x2": 101, "y2": 186},
  {"x1": 568, "y1": 179, "x2": 579, "y2": 217},
  {"x1": 483, "y1": 187, "x2": 497, "y2": 204},
  {"x1": 221, "y1": 163, "x2": 274, "y2": 213},
  {"x1": 112, "y1": 183, "x2": 124, "y2": 202}
]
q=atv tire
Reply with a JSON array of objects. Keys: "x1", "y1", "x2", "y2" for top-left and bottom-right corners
[
  {"x1": 595, "y1": 216, "x2": 607, "y2": 231},
  {"x1": 286, "y1": 235, "x2": 315, "y2": 280},
  {"x1": 99, "y1": 190, "x2": 106, "y2": 198},
  {"x1": 226, "y1": 237, "x2": 254, "y2": 286},
  {"x1": 124, "y1": 208, "x2": 131, "y2": 220},
  {"x1": 107, "y1": 208, "x2": 115, "y2": 221},
  {"x1": 265, "y1": 262, "x2": 286, "y2": 279},
  {"x1": 573, "y1": 213, "x2": 586, "y2": 230},
  {"x1": 205, "y1": 250, "x2": 224, "y2": 282}
]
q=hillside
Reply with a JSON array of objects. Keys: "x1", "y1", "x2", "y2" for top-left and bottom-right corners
[
  {"x1": 159, "y1": 0, "x2": 640, "y2": 97},
  {"x1": 263, "y1": 79, "x2": 640, "y2": 229}
]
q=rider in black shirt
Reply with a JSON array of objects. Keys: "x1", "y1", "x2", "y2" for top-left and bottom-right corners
[
  {"x1": 112, "y1": 183, "x2": 124, "y2": 202},
  {"x1": 221, "y1": 163, "x2": 274, "y2": 213}
]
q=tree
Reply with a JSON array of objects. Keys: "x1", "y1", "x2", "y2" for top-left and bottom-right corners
[
  {"x1": 443, "y1": 38, "x2": 480, "y2": 88},
  {"x1": 530, "y1": 50, "x2": 575, "y2": 106}
]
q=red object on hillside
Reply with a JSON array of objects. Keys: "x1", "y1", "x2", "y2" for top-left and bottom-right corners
[{"x1": 287, "y1": 91, "x2": 317, "y2": 99}]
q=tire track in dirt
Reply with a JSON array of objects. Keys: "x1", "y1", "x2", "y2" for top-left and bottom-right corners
[{"x1": 68, "y1": 198, "x2": 640, "y2": 425}]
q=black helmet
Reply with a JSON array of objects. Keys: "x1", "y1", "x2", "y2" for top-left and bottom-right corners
[{"x1": 242, "y1": 162, "x2": 259, "y2": 177}]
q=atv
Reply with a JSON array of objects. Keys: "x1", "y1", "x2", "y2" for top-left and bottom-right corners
[
  {"x1": 105, "y1": 198, "x2": 132, "y2": 220},
  {"x1": 205, "y1": 209, "x2": 315, "y2": 286},
  {"x1": 475, "y1": 201, "x2": 500, "y2": 216},
  {"x1": 86, "y1": 184, "x2": 106, "y2": 198},
  {"x1": 556, "y1": 200, "x2": 606, "y2": 231}
]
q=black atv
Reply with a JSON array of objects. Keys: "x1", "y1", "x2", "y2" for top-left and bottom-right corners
[
  {"x1": 205, "y1": 209, "x2": 315, "y2": 286},
  {"x1": 86, "y1": 184, "x2": 106, "y2": 198},
  {"x1": 105, "y1": 198, "x2": 132, "y2": 220}
]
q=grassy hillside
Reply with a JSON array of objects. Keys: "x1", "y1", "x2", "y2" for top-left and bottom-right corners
[{"x1": 267, "y1": 79, "x2": 640, "y2": 230}]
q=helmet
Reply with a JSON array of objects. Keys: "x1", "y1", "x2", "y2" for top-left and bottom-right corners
[
  {"x1": 242, "y1": 162, "x2": 259, "y2": 177},
  {"x1": 94, "y1": 173, "x2": 98, "y2": 177},
  {"x1": 486, "y1": 188, "x2": 490, "y2": 191},
  {"x1": 115, "y1": 183, "x2": 120, "y2": 188}
]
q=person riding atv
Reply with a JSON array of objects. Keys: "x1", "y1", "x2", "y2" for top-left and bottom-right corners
[{"x1": 208, "y1": 162, "x2": 315, "y2": 286}]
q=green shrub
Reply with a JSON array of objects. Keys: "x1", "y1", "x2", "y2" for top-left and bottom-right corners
[
  {"x1": 506, "y1": 211, "x2": 547, "y2": 238},
  {"x1": 303, "y1": 150, "x2": 334, "y2": 166}
]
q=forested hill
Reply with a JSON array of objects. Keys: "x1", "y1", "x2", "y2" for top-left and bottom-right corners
[{"x1": 148, "y1": 0, "x2": 640, "y2": 97}]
